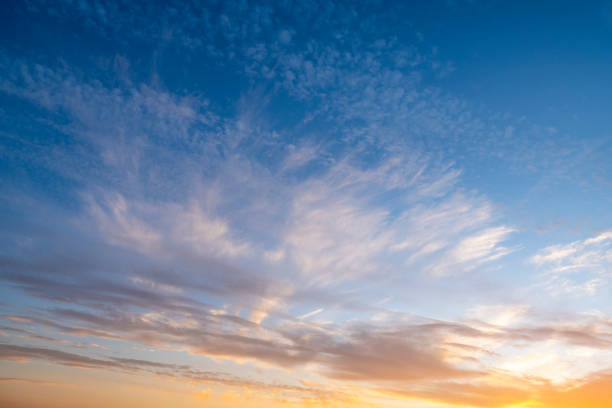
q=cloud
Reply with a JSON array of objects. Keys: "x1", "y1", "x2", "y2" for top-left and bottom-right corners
[
  {"x1": 0, "y1": 54, "x2": 518, "y2": 310},
  {"x1": 0, "y1": 343, "x2": 349, "y2": 403},
  {"x1": 428, "y1": 226, "x2": 516, "y2": 276},
  {"x1": 298, "y1": 308, "x2": 324, "y2": 320},
  {"x1": 0, "y1": 55, "x2": 524, "y2": 398},
  {"x1": 0, "y1": 377, "x2": 70, "y2": 387},
  {"x1": 2, "y1": 283, "x2": 612, "y2": 407},
  {"x1": 381, "y1": 379, "x2": 531, "y2": 408},
  {"x1": 86, "y1": 192, "x2": 251, "y2": 258},
  {"x1": 317, "y1": 327, "x2": 479, "y2": 382},
  {"x1": 6, "y1": 290, "x2": 610, "y2": 384},
  {"x1": 276, "y1": 157, "x2": 514, "y2": 284},
  {"x1": 2, "y1": 2, "x2": 611, "y2": 407},
  {"x1": 530, "y1": 230, "x2": 612, "y2": 296}
]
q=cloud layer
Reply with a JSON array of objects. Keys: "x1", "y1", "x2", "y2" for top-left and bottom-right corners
[{"x1": 1, "y1": 1, "x2": 611, "y2": 407}]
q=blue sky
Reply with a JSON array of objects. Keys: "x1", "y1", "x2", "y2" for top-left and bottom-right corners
[{"x1": 1, "y1": 1, "x2": 612, "y2": 407}]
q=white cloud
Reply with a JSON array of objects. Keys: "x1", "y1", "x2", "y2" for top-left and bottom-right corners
[
  {"x1": 284, "y1": 181, "x2": 391, "y2": 284},
  {"x1": 436, "y1": 226, "x2": 516, "y2": 273},
  {"x1": 530, "y1": 230, "x2": 612, "y2": 296},
  {"x1": 277, "y1": 156, "x2": 514, "y2": 284},
  {"x1": 175, "y1": 202, "x2": 251, "y2": 257},
  {"x1": 298, "y1": 308, "x2": 324, "y2": 320},
  {"x1": 467, "y1": 304, "x2": 530, "y2": 328},
  {"x1": 86, "y1": 192, "x2": 250, "y2": 259},
  {"x1": 86, "y1": 192, "x2": 162, "y2": 253}
]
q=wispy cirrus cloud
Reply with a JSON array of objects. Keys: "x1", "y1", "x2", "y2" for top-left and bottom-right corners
[
  {"x1": 0, "y1": 343, "x2": 354, "y2": 404},
  {"x1": 2, "y1": 1, "x2": 612, "y2": 407},
  {"x1": 0, "y1": 35, "x2": 541, "y2": 408},
  {"x1": 531, "y1": 230, "x2": 612, "y2": 296},
  {"x1": 3, "y1": 306, "x2": 612, "y2": 407}
]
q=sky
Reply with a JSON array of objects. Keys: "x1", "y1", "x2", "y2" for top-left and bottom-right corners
[{"x1": 1, "y1": 0, "x2": 612, "y2": 407}]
